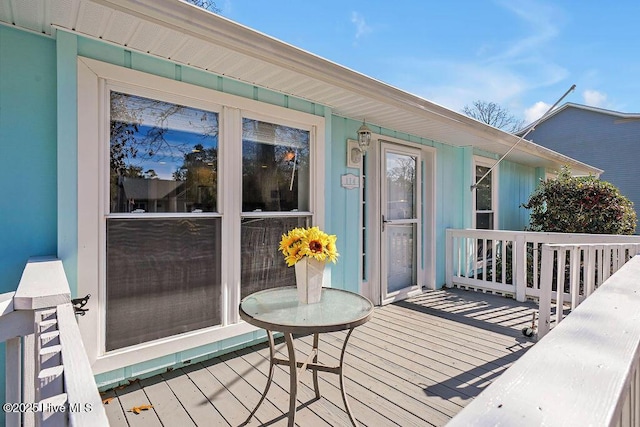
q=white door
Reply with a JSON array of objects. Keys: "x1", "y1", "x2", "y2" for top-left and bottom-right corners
[{"x1": 380, "y1": 142, "x2": 422, "y2": 304}]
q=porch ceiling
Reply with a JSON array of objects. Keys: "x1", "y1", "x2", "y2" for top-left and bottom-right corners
[{"x1": 1, "y1": 0, "x2": 601, "y2": 175}]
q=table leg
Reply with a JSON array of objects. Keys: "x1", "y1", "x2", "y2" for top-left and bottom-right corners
[
  {"x1": 340, "y1": 328, "x2": 358, "y2": 427},
  {"x1": 284, "y1": 332, "x2": 297, "y2": 427},
  {"x1": 312, "y1": 332, "x2": 321, "y2": 399},
  {"x1": 243, "y1": 330, "x2": 276, "y2": 425}
]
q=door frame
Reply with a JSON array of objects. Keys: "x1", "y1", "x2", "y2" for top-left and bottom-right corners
[{"x1": 363, "y1": 135, "x2": 436, "y2": 306}]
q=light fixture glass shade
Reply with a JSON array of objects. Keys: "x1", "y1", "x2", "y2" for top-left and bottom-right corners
[{"x1": 357, "y1": 122, "x2": 372, "y2": 152}]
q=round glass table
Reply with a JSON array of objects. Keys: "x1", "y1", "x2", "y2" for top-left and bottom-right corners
[{"x1": 239, "y1": 286, "x2": 374, "y2": 427}]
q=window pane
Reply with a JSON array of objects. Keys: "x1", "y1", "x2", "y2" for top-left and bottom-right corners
[
  {"x1": 110, "y1": 92, "x2": 219, "y2": 213},
  {"x1": 386, "y1": 152, "x2": 416, "y2": 220},
  {"x1": 475, "y1": 165, "x2": 492, "y2": 211},
  {"x1": 241, "y1": 216, "x2": 309, "y2": 298},
  {"x1": 242, "y1": 119, "x2": 310, "y2": 212},
  {"x1": 476, "y1": 212, "x2": 494, "y2": 230},
  {"x1": 106, "y1": 218, "x2": 221, "y2": 351}
]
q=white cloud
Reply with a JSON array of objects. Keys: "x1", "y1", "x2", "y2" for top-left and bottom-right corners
[
  {"x1": 583, "y1": 89, "x2": 607, "y2": 107},
  {"x1": 351, "y1": 11, "x2": 372, "y2": 40},
  {"x1": 491, "y1": 0, "x2": 562, "y2": 61},
  {"x1": 396, "y1": 57, "x2": 568, "y2": 115},
  {"x1": 524, "y1": 101, "x2": 551, "y2": 124}
]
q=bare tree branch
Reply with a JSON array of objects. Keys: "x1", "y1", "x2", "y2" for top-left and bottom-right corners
[
  {"x1": 184, "y1": 0, "x2": 221, "y2": 13},
  {"x1": 462, "y1": 100, "x2": 524, "y2": 133}
]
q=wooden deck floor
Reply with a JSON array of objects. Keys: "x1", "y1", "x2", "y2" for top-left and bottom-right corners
[{"x1": 101, "y1": 288, "x2": 538, "y2": 426}]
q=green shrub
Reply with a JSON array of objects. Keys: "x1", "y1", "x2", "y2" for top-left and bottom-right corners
[{"x1": 522, "y1": 166, "x2": 636, "y2": 235}]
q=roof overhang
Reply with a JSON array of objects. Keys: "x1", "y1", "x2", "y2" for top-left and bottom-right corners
[{"x1": 0, "y1": 0, "x2": 602, "y2": 176}]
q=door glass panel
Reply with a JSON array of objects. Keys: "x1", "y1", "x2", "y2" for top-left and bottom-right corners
[
  {"x1": 385, "y1": 152, "x2": 416, "y2": 220},
  {"x1": 387, "y1": 224, "x2": 416, "y2": 293},
  {"x1": 106, "y1": 218, "x2": 221, "y2": 351},
  {"x1": 110, "y1": 92, "x2": 219, "y2": 213}
]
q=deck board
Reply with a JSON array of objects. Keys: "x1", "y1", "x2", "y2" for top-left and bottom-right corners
[
  {"x1": 103, "y1": 288, "x2": 538, "y2": 426},
  {"x1": 159, "y1": 368, "x2": 228, "y2": 426}
]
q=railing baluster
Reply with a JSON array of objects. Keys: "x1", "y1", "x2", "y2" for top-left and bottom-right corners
[
  {"x1": 494, "y1": 239, "x2": 498, "y2": 284},
  {"x1": 586, "y1": 246, "x2": 596, "y2": 297},
  {"x1": 556, "y1": 249, "x2": 566, "y2": 325},
  {"x1": 515, "y1": 235, "x2": 526, "y2": 302},
  {"x1": 538, "y1": 245, "x2": 553, "y2": 339},
  {"x1": 532, "y1": 241, "x2": 540, "y2": 289},
  {"x1": 570, "y1": 246, "x2": 581, "y2": 310},
  {"x1": 596, "y1": 246, "x2": 602, "y2": 288},
  {"x1": 6, "y1": 336, "x2": 21, "y2": 427},
  {"x1": 23, "y1": 332, "x2": 35, "y2": 427},
  {"x1": 603, "y1": 246, "x2": 612, "y2": 282},
  {"x1": 482, "y1": 237, "x2": 487, "y2": 284}
]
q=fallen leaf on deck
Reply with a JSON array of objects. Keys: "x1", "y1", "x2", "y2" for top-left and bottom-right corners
[
  {"x1": 128, "y1": 404, "x2": 153, "y2": 414},
  {"x1": 102, "y1": 397, "x2": 114, "y2": 405}
]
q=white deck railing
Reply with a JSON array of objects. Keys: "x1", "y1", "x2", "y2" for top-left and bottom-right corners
[
  {"x1": 446, "y1": 229, "x2": 640, "y2": 302},
  {"x1": 536, "y1": 243, "x2": 640, "y2": 338},
  {"x1": 1, "y1": 257, "x2": 108, "y2": 427},
  {"x1": 447, "y1": 254, "x2": 640, "y2": 426}
]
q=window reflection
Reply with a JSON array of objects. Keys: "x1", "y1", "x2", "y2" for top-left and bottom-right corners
[
  {"x1": 110, "y1": 92, "x2": 219, "y2": 213},
  {"x1": 475, "y1": 165, "x2": 494, "y2": 229},
  {"x1": 386, "y1": 152, "x2": 416, "y2": 220},
  {"x1": 475, "y1": 165, "x2": 492, "y2": 211},
  {"x1": 242, "y1": 119, "x2": 310, "y2": 212}
]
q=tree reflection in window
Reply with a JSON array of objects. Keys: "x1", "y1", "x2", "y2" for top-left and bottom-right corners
[
  {"x1": 109, "y1": 92, "x2": 218, "y2": 213},
  {"x1": 242, "y1": 119, "x2": 310, "y2": 212},
  {"x1": 475, "y1": 165, "x2": 493, "y2": 229}
]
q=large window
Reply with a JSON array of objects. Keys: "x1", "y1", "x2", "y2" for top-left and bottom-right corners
[{"x1": 77, "y1": 58, "x2": 324, "y2": 365}]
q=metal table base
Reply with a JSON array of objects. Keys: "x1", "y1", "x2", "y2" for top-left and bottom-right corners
[{"x1": 243, "y1": 329, "x2": 358, "y2": 427}]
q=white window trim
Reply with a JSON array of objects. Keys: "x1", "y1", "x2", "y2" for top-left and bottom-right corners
[
  {"x1": 473, "y1": 156, "x2": 499, "y2": 230},
  {"x1": 77, "y1": 57, "x2": 325, "y2": 373}
]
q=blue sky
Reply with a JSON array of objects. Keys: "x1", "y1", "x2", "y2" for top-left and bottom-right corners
[{"x1": 217, "y1": 0, "x2": 640, "y2": 125}]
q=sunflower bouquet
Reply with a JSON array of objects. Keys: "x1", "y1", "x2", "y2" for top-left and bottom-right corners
[{"x1": 279, "y1": 226, "x2": 339, "y2": 267}]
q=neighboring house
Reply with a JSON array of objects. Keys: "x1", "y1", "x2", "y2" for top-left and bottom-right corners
[
  {"x1": 519, "y1": 102, "x2": 640, "y2": 223},
  {"x1": 0, "y1": 0, "x2": 600, "y2": 392}
]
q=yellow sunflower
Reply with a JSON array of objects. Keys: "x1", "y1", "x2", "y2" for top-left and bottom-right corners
[{"x1": 279, "y1": 226, "x2": 339, "y2": 266}]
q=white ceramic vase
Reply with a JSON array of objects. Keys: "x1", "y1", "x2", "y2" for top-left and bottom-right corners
[{"x1": 294, "y1": 257, "x2": 325, "y2": 304}]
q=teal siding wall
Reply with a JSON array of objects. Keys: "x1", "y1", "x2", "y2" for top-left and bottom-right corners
[
  {"x1": 498, "y1": 160, "x2": 537, "y2": 230},
  {"x1": 57, "y1": 31, "x2": 79, "y2": 292},
  {"x1": 0, "y1": 26, "x2": 58, "y2": 417},
  {"x1": 436, "y1": 143, "x2": 466, "y2": 285},
  {"x1": 0, "y1": 27, "x2": 57, "y2": 291},
  {"x1": 327, "y1": 117, "x2": 365, "y2": 293}
]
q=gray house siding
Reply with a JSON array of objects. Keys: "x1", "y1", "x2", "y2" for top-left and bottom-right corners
[{"x1": 527, "y1": 107, "x2": 640, "y2": 229}]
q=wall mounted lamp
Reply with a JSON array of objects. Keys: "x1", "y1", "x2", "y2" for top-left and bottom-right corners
[
  {"x1": 347, "y1": 120, "x2": 373, "y2": 168},
  {"x1": 357, "y1": 120, "x2": 372, "y2": 153}
]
